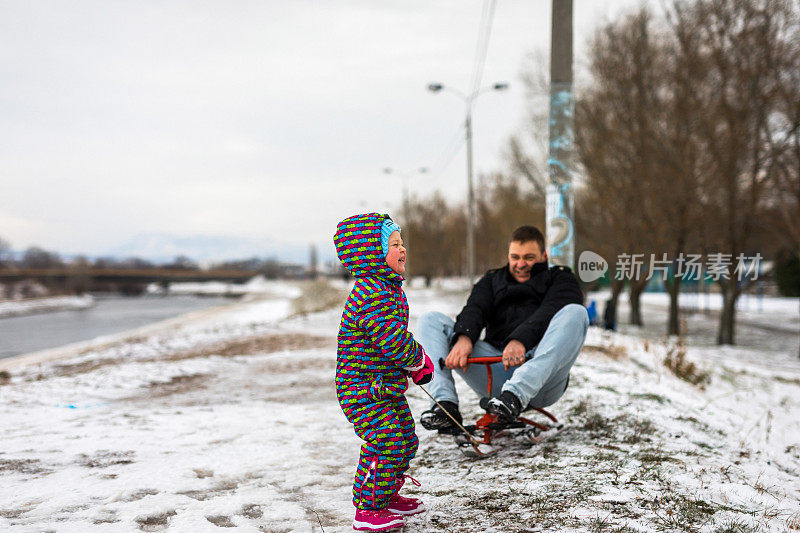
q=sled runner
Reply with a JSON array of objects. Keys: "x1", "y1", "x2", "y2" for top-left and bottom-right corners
[{"x1": 447, "y1": 355, "x2": 564, "y2": 458}]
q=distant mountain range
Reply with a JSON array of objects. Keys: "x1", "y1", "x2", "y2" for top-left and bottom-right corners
[{"x1": 99, "y1": 233, "x2": 337, "y2": 265}]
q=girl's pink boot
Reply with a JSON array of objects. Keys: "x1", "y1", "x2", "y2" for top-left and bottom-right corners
[
  {"x1": 386, "y1": 493, "x2": 425, "y2": 516},
  {"x1": 353, "y1": 508, "x2": 404, "y2": 532}
]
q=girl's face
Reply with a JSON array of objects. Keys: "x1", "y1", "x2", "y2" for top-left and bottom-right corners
[{"x1": 385, "y1": 230, "x2": 406, "y2": 274}]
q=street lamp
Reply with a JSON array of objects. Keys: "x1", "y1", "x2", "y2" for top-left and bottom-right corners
[{"x1": 427, "y1": 81, "x2": 509, "y2": 282}]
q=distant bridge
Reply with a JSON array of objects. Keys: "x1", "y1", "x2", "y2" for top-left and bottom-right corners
[{"x1": 0, "y1": 268, "x2": 257, "y2": 294}]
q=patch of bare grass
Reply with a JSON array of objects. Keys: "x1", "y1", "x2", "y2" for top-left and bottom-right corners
[
  {"x1": 77, "y1": 450, "x2": 135, "y2": 468},
  {"x1": 0, "y1": 509, "x2": 25, "y2": 519},
  {"x1": 617, "y1": 414, "x2": 656, "y2": 444},
  {"x1": 0, "y1": 458, "x2": 52, "y2": 476},
  {"x1": 774, "y1": 375, "x2": 800, "y2": 386},
  {"x1": 569, "y1": 397, "x2": 593, "y2": 417},
  {"x1": 649, "y1": 493, "x2": 718, "y2": 531},
  {"x1": 630, "y1": 392, "x2": 668, "y2": 404},
  {"x1": 525, "y1": 480, "x2": 601, "y2": 529},
  {"x1": 584, "y1": 413, "x2": 615, "y2": 437},
  {"x1": 50, "y1": 332, "x2": 334, "y2": 379},
  {"x1": 206, "y1": 515, "x2": 235, "y2": 527},
  {"x1": 467, "y1": 490, "x2": 509, "y2": 513},
  {"x1": 713, "y1": 518, "x2": 759, "y2": 532},
  {"x1": 785, "y1": 512, "x2": 800, "y2": 530},
  {"x1": 144, "y1": 373, "x2": 209, "y2": 398},
  {"x1": 583, "y1": 344, "x2": 628, "y2": 360},
  {"x1": 636, "y1": 446, "x2": 682, "y2": 466},
  {"x1": 239, "y1": 504, "x2": 263, "y2": 519},
  {"x1": 179, "y1": 479, "x2": 239, "y2": 501},
  {"x1": 136, "y1": 510, "x2": 176, "y2": 531},
  {"x1": 50, "y1": 359, "x2": 117, "y2": 378},
  {"x1": 121, "y1": 489, "x2": 158, "y2": 502},
  {"x1": 156, "y1": 332, "x2": 334, "y2": 362}
]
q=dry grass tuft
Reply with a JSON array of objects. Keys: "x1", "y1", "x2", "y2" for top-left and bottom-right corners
[
  {"x1": 136, "y1": 510, "x2": 176, "y2": 529},
  {"x1": 290, "y1": 280, "x2": 347, "y2": 317},
  {"x1": 663, "y1": 335, "x2": 710, "y2": 388},
  {"x1": 582, "y1": 344, "x2": 628, "y2": 360}
]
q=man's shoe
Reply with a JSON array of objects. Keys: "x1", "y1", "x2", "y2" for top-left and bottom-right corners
[
  {"x1": 486, "y1": 391, "x2": 522, "y2": 422},
  {"x1": 420, "y1": 401, "x2": 462, "y2": 433},
  {"x1": 386, "y1": 493, "x2": 425, "y2": 516},
  {"x1": 353, "y1": 508, "x2": 404, "y2": 531}
]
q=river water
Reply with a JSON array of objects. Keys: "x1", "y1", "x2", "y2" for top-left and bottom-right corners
[{"x1": 0, "y1": 295, "x2": 232, "y2": 360}]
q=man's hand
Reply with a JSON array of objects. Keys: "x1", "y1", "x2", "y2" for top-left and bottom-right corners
[
  {"x1": 445, "y1": 335, "x2": 473, "y2": 371},
  {"x1": 502, "y1": 340, "x2": 527, "y2": 370}
]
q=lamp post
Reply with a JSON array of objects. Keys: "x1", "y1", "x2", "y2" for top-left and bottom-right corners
[{"x1": 427, "y1": 82, "x2": 508, "y2": 282}]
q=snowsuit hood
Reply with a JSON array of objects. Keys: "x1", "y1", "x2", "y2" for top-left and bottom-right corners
[{"x1": 333, "y1": 212, "x2": 403, "y2": 284}]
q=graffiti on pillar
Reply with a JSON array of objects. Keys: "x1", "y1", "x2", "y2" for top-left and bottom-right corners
[
  {"x1": 546, "y1": 182, "x2": 573, "y2": 264},
  {"x1": 546, "y1": 83, "x2": 575, "y2": 268}
]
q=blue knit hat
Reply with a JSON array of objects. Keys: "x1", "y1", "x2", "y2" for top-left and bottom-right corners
[{"x1": 380, "y1": 218, "x2": 401, "y2": 257}]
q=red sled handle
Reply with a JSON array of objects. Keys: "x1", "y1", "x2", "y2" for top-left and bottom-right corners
[
  {"x1": 438, "y1": 354, "x2": 531, "y2": 369},
  {"x1": 438, "y1": 354, "x2": 532, "y2": 398}
]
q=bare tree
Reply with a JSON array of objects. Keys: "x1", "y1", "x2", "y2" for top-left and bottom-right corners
[
  {"x1": 576, "y1": 8, "x2": 670, "y2": 327},
  {"x1": 504, "y1": 52, "x2": 550, "y2": 199},
  {"x1": 398, "y1": 172, "x2": 544, "y2": 283},
  {"x1": 575, "y1": 186, "x2": 627, "y2": 309},
  {"x1": 668, "y1": 0, "x2": 794, "y2": 345},
  {"x1": 21, "y1": 246, "x2": 62, "y2": 269},
  {"x1": 259, "y1": 258, "x2": 283, "y2": 279},
  {"x1": 163, "y1": 255, "x2": 198, "y2": 270},
  {"x1": 503, "y1": 51, "x2": 550, "y2": 198},
  {"x1": 0, "y1": 237, "x2": 12, "y2": 267},
  {"x1": 761, "y1": 2, "x2": 800, "y2": 355},
  {"x1": 577, "y1": 0, "x2": 796, "y2": 343},
  {"x1": 475, "y1": 172, "x2": 545, "y2": 273},
  {"x1": 66, "y1": 256, "x2": 91, "y2": 295},
  {"x1": 653, "y1": 11, "x2": 706, "y2": 336},
  {"x1": 403, "y1": 192, "x2": 462, "y2": 284}
]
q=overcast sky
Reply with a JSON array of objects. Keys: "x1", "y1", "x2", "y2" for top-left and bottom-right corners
[{"x1": 0, "y1": 0, "x2": 643, "y2": 260}]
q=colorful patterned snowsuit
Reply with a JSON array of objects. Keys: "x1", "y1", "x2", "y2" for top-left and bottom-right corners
[{"x1": 333, "y1": 213, "x2": 426, "y2": 510}]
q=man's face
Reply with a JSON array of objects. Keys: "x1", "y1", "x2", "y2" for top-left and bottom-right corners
[
  {"x1": 508, "y1": 240, "x2": 547, "y2": 283},
  {"x1": 385, "y1": 230, "x2": 407, "y2": 274}
]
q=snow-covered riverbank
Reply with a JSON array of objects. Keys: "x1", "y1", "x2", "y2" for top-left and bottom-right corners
[
  {"x1": 0, "y1": 295, "x2": 94, "y2": 319},
  {"x1": 0, "y1": 281, "x2": 798, "y2": 532}
]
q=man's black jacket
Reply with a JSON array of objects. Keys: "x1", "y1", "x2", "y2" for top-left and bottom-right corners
[{"x1": 452, "y1": 262, "x2": 584, "y2": 352}]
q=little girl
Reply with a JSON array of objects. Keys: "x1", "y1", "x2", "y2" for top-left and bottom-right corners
[{"x1": 333, "y1": 213, "x2": 434, "y2": 532}]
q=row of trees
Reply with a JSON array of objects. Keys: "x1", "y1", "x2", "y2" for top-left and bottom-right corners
[
  {"x1": 400, "y1": 173, "x2": 544, "y2": 285},
  {"x1": 0, "y1": 242, "x2": 200, "y2": 271},
  {"x1": 395, "y1": 0, "x2": 799, "y2": 349},
  {"x1": 1, "y1": 236, "x2": 301, "y2": 277},
  {"x1": 574, "y1": 0, "x2": 799, "y2": 345}
]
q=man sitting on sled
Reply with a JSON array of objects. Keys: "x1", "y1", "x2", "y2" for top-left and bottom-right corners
[{"x1": 416, "y1": 225, "x2": 589, "y2": 433}]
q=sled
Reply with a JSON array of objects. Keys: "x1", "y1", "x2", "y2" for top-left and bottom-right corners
[{"x1": 451, "y1": 355, "x2": 564, "y2": 458}]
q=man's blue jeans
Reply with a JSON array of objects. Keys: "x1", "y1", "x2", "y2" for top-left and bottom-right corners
[{"x1": 415, "y1": 304, "x2": 589, "y2": 409}]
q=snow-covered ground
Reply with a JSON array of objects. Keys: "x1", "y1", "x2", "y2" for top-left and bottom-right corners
[
  {"x1": 153, "y1": 276, "x2": 304, "y2": 298},
  {"x1": 588, "y1": 291, "x2": 800, "y2": 367},
  {"x1": 0, "y1": 295, "x2": 94, "y2": 319},
  {"x1": 0, "y1": 281, "x2": 798, "y2": 532}
]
